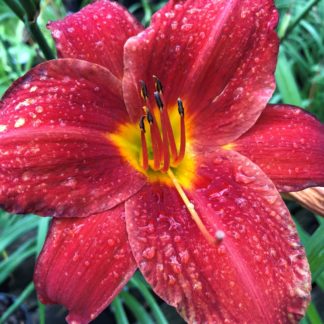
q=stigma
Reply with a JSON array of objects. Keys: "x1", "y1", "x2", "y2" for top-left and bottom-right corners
[{"x1": 139, "y1": 77, "x2": 186, "y2": 172}]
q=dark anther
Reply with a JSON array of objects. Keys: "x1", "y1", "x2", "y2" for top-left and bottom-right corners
[
  {"x1": 139, "y1": 116, "x2": 146, "y2": 132},
  {"x1": 177, "y1": 98, "x2": 184, "y2": 116},
  {"x1": 147, "y1": 111, "x2": 154, "y2": 124},
  {"x1": 154, "y1": 91, "x2": 164, "y2": 110},
  {"x1": 140, "y1": 80, "x2": 148, "y2": 99},
  {"x1": 153, "y1": 75, "x2": 163, "y2": 93}
]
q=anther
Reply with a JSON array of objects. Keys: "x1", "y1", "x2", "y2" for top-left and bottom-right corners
[
  {"x1": 177, "y1": 98, "x2": 184, "y2": 116},
  {"x1": 140, "y1": 80, "x2": 148, "y2": 100},
  {"x1": 154, "y1": 91, "x2": 164, "y2": 110},
  {"x1": 147, "y1": 110, "x2": 154, "y2": 124},
  {"x1": 139, "y1": 116, "x2": 146, "y2": 132},
  {"x1": 153, "y1": 75, "x2": 163, "y2": 93}
]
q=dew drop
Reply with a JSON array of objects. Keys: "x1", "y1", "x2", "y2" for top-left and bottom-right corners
[
  {"x1": 179, "y1": 250, "x2": 190, "y2": 264},
  {"x1": 235, "y1": 172, "x2": 256, "y2": 184},
  {"x1": 174, "y1": 235, "x2": 181, "y2": 243},
  {"x1": 108, "y1": 239, "x2": 115, "y2": 247},
  {"x1": 62, "y1": 177, "x2": 77, "y2": 187},
  {"x1": 52, "y1": 29, "x2": 62, "y2": 38},
  {"x1": 168, "y1": 275, "x2": 176, "y2": 285},
  {"x1": 142, "y1": 247, "x2": 156, "y2": 259},
  {"x1": 14, "y1": 118, "x2": 25, "y2": 128},
  {"x1": 171, "y1": 263, "x2": 181, "y2": 274},
  {"x1": 35, "y1": 106, "x2": 43, "y2": 113},
  {"x1": 22, "y1": 171, "x2": 32, "y2": 181},
  {"x1": 264, "y1": 195, "x2": 277, "y2": 205},
  {"x1": 171, "y1": 21, "x2": 178, "y2": 30},
  {"x1": 181, "y1": 23, "x2": 193, "y2": 31},
  {"x1": 193, "y1": 281, "x2": 202, "y2": 291}
]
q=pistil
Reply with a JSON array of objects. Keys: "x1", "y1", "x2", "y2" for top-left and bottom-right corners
[{"x1": 167, "y1": 169, "x2": 217, "y2": 246}]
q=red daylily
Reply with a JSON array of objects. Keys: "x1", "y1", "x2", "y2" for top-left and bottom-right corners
[{"x1": 1, "y1": 0, "x2": 324, "y2": 323}]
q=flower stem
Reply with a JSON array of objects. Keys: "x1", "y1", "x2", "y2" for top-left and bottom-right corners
[
  {"x1": 3, "y1": 0, "x2": 54, "y2": 60},
  {"x1": 281, "y1": 0, "x2": 321, "y2": 40}
]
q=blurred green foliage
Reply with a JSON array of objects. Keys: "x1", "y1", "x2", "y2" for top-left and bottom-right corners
[{"x1": 0, "y1": 0, "x2": 323, "y2": 323}]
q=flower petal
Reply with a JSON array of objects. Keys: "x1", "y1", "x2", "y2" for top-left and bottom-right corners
[
  {"x1": 125, "y1": 149, "x2": 310, "y2": 323},
  {"x1": 0, "y1": 59, "x2": 145, "y2": 217},
  {"x1": 232, "y1": 105, "x2": 324, "y2": 192},
  {"x1": 34, "y1": 205, "x2": 136, "y2": 324},
  {"x1": 48, "y1": 0, "x2": 143, "y2": 80},
  {"x1": 123, "y1": 0, "x2": 278, "y2": 145}
]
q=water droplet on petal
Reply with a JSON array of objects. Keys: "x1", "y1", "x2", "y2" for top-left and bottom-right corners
[
  {"x1": 235, "y1": 171, "x2": 256, "y2": 184},
  {"x1": 264, "y1": 195, "x2": 277, "y2": 204},
  {"x1": 108, "y1": 239, "x2": 115, "y2": 247},
  {"x1": 142, "y1": 247, "x2": 156, "y2": 259}
]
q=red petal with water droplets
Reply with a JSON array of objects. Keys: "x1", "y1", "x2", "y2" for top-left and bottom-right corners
[
  {"x1": 48, "y1": 0, "x2": 143, "y2": 80},
  {"x1": 35, "y1": 205, "x2": 136, "y2": 324},
  {"x1": 233, "y1": 105, "x2": 324, "y2": 192},
  {"x1": 0, "y1": 59, "x2": 145, "y2": 217},
  {"x1": 125, "y1": 149, "x2": 310, "y2": 323},
  {"x1": 123, "y1": 0, "x2": 278, "y2": 145}
]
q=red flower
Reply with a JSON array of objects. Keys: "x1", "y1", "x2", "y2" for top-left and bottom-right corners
[{"x1": 0, "y1": 0, "x2": 323, "y2": 323}]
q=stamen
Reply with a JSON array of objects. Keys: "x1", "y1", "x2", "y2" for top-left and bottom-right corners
[
  {"x1": 153, "y1": 90, "x2": 178, "y2": 163},
  {"x1": 139, "y1": 116, "x2": 148, "y2": 170},
  {"x1": 154, "y1": 91, "x2": 170, "y2": 172},
  {"x1": 138, "y1": 78, "x2": 187, "y2": 172},
  {"x1": 174, "y1": 98, "x2": 186, "y2": 165},
  {"x1": 167, "y1": 169, "x2": 217, "y2": 245},
  {"x1": 146, "y1": 110, "x2": 162, "y2": 170}
]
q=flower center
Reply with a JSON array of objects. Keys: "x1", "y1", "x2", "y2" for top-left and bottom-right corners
[
  {"x1": 108, "y1": 77, "x2": 195, "y2": 189},
  {"x1": 139, "y1": 77, "x2": 186, "y2": 172}
]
